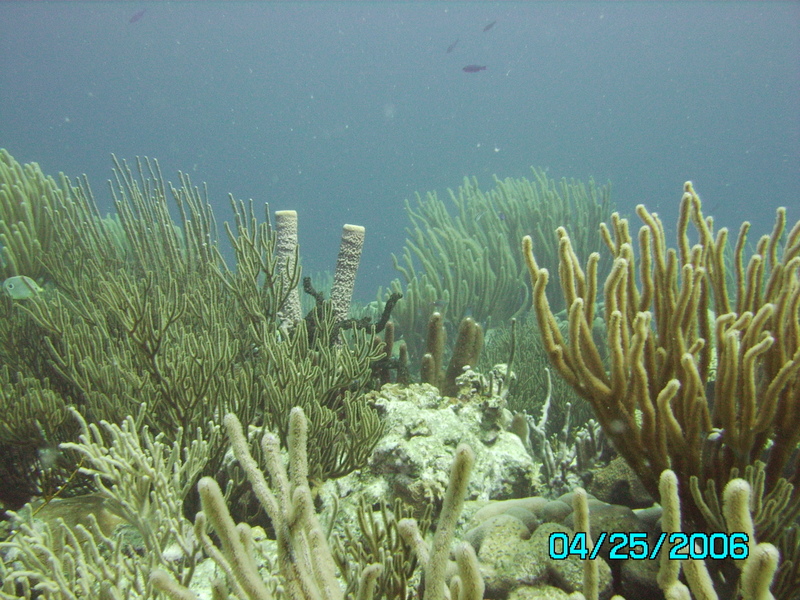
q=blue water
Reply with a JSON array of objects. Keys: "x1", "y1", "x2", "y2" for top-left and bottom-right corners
[{"x1": 1, "y1": 2, "x2": 798, "y2": 301}]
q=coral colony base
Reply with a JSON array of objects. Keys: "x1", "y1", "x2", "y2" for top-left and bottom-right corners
[{"x1": 0, "y1": 149, "x2": 798, "y2": 599}]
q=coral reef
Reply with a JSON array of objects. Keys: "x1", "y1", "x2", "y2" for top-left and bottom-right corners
[
  {"x1": 0, "y1": 384, "x2": 784, "y2": 599},
  {"x1": 2, "y1": 148, "x2": 793, "y2": 600}
]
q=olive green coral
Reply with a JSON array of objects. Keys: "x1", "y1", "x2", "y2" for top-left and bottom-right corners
[
  {"x1": 333, "y1": 496, "x2": 432, "y2": 600},
  {"x1": 479, "y1": 313, "x2": 592, "y2": 435},
  {"x1": 0, "y1": 148, "x2": 63, "y2": 281},
  {"x1": 385, "y1": 169, "x2": 613, "y2": 365},
  {"x1": 0, "y1": 149, "x2": 386, "y2": 513}
]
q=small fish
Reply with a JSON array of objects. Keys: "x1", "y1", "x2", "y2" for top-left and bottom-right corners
[
  {"x1": 129, "y1": 9, "x2": 146, "y2": 24},
  {"x1": 483, "y1": 20, "x2": 497, "y2": 32},
  {"x1": 3, "y1": 275, "x2": 44, "y2": 299},
  {"x1": 418, "y1": 299, "x2": 448, "y2": 319},
  {"x1": 430, "y1": 299, "x2": 449, "y2": 311},
  {"x1": 462, "y1": 65, "x2": 487, "y2": 73},
  {"x1": 446, "y1": 38, "x2": 459, "y2": 54}
]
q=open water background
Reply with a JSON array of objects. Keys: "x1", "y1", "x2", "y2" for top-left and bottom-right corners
[{"x1": 1, "y1": 1, "x2": 798, "y2": 301}]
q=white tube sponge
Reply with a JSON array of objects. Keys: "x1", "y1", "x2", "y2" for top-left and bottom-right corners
[
  {"x1": 275, "y1": 210, "x2": 302, "y2": 322},
  {"x1": 330, "y1": 224, "x2": 365, "y2": 323}
]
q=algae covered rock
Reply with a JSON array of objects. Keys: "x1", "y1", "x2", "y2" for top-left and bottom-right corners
[{"x1": 319, "y1": 382, "x2": 541, "y2": 535}]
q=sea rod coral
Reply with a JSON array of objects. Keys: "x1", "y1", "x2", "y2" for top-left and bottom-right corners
[{"x1": 523, "y1": 181, "x2": 800, "y2": 598}]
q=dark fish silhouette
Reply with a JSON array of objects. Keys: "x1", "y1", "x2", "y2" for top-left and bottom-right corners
[
  {"x1": 446, "y1": 39, "x2": 459, "y2": 54},
  {"x1": 129, "y1": 9, "x2": 146, "y2": 23},
  {"x1": 483, "y1": 20, "x2": 496, "y2": 32},
  {"x1": 462, "y1": 65, "x2": 487, "y2": 73}
]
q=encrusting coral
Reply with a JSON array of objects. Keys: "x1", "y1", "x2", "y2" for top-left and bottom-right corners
[{"x1": 523, "y1": 181, "x2": 800, "y2": 598}]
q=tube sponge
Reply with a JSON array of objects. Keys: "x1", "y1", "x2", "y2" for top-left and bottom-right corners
[
  {"x1": 275, "y1": 210, "x2": 302, "y2": 322},
  {"x1": 330, "y1": 224, "x2": 365, "y2": 323}
]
